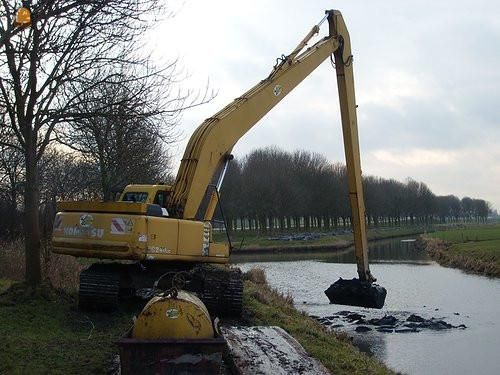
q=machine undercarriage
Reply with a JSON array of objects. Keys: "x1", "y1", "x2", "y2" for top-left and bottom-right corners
[{"x1": 78, "y1": 262, "x2": 243, "y2": 317}]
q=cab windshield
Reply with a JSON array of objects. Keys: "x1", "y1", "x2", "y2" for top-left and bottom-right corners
[{"x1": 121, "y1": 192, "x2": 149, "y2": 203}]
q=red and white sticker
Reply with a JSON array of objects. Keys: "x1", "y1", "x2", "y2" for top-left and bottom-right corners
[{"x1": 111, "y1": 218, "x2": 133, "y2": 234}]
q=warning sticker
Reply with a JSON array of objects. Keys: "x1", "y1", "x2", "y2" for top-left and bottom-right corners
[{"x1": 111, "y1": 218, "x2": 133, "y2": 234}]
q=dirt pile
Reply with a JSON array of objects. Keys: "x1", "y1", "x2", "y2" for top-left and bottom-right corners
[{"x1": 312, "y1": 311, "x2": 467, "y2": 334}]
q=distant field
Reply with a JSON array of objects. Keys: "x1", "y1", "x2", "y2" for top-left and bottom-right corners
[
  {"x1": 423, "y1": 224, "x2": 500, "y2": 276},
  {"x1": 450, "y1": 240, "x2": 500, "y2": 263},
  {"x1": 216, "y1": 226, "x2": 428, "y2": 251},
  {"x1": 428, "y1": 224, "x2": 500, "y2": 243}
]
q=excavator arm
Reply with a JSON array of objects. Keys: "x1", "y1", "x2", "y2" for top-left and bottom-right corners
[{"x1": 168, "y1": 10, "x2": 373, "y2": 283}]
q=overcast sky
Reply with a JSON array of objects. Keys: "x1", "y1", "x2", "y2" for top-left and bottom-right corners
[{"x1": 146, "y1": 0, "x2": 500, "y2": 209}]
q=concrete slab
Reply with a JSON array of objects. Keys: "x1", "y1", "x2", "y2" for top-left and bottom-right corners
[{"x1": 221, "y1": 326, "x2": 330, "y2": 375}]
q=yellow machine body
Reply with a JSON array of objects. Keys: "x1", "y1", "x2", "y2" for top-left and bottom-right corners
[
  {"x1": 52, "y1": 184, "x2": 229, "y2": 262},
  {"x1": 131, "y1": 290, "x2": 214, "y2": 340},
  {"x1": 52, "y1": 10, "x2": 376, "y2": 311}
]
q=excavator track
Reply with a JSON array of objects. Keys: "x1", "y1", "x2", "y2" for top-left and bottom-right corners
[
  {"x1": 77, "y1": 263, "x2": 243, "y2": 317},
  {"x1": 201, "y1": 268, "x2": 243, "y2": 317},
  {"x1": 78, "y1": 265, "x2": 120, "y2": 311}
]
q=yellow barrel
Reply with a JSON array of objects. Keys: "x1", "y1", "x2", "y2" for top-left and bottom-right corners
[{"x1": 131, "y1": 290, "x2": 214, "y2": 340}]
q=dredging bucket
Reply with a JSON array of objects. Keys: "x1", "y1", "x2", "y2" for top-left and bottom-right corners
[{"x1": 325, "y1": 278, "x2": 387, "y2": 309}]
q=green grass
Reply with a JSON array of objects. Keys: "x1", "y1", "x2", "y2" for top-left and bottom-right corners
[
  {"x1": 0, "y1": 279, "x2": 11, "y2": 292},
  {"x1": 422, "y1": 224, "x2": 500, "y2": 276},
  {"x1": 0, "y1": 280, "x2": 393, "y2": 375},
  {"x1": 0, "y1": 284, "x2": 132, "y2": 374},
  {"x1": 243, "y1": 279, "x2": 394, "y2": 374},
  {"x1": 448, "y1": 240, "x2": 500, "y2": 266},
  {"x1": 428, "y1": 224, "x2": 500, "y2": 243}
]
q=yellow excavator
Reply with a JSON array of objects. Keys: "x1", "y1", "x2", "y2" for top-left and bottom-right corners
[{"x1": 52, "y1": 10, "x2": 386, "y2": 315}]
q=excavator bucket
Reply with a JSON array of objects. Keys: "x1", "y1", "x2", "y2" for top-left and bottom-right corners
[{"x1": 325, "y1": 278, "x2": 387, "y2": 309}]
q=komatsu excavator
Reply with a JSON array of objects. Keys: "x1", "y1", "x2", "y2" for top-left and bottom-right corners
[{"x1": 52, "y1": 10, "x2": 386, "y2": 315}]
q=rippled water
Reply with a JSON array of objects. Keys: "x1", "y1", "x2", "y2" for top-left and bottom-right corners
[{"x1": 232, "y1": 239, "x2": 500, "y2": 375}]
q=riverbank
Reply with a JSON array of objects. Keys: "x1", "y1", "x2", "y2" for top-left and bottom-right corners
[
  {"x1": 0, "y1": 282, "x2": 132, "y2": 374},
  {"x1": 222, "y1": 226, "x2": 428, "y2": 253},
  {"x1": 0, "y1": 275, "x2": 392, "y2": 374},
  {"x1": 243, "y1": 269, "x2": 394, "y2": 374},
  {"x1": 420, "y1": 224, "x2": 500, "y2": 277}
]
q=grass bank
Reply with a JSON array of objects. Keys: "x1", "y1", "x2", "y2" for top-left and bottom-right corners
[
  {"x1": 0, "y1": 283, "x2": 132, "y2": 374},
  {"x1": 1, "y1": 237, "x2": 393, "y2": 374},
  {"x1": 421, "y1": 224, "x2": 500, "y2": 277},
  {"x1": 219, "y1": 225, "x2": 428, "y2": 253},
  {"x1": 0, "y1": 239, "x2": 84, "y2": 290},
  {"x1": 242, "y1": 269, "x2": 394, "y2": 374},
  {"x1": 0, "y1": 275, "x2": 393, "y2": 374}
]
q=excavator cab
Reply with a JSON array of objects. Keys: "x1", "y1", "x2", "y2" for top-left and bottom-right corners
[{"x1": 120, "y1": 185, "x2": 171, "y2": 216}]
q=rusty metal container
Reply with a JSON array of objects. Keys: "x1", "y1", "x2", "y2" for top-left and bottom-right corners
[
  {"x1": 117, "y1": 336, "x2": 226, "y2": 375},
  {"x1": 131, "y1": 290, "x2": 214, "y2": 340}
]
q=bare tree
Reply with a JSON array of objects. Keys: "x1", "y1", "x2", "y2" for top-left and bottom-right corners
[
  {"x1": 221, "y1": 147, "x2": 494, "y2": 232},
  {"x1": 0, "y1": 142, "x2": 24, "y2": 238},
  {"x1": 55, "y1": 66, "x2": 179, "y2": 199},
  {"x1": 38, "y1": 147, "x2": 100, "y2": 203},
  {"x1": 0, "y1": 0, "x2": 171, "y2": 287}
]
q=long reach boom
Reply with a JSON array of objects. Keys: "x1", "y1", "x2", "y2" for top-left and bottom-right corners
[
  {"x1": 168, "y1": 10, "x2": 374, "y2": 283},
  {"x1": 53, "y1": 9, "x2": 386, "y2": 311}
]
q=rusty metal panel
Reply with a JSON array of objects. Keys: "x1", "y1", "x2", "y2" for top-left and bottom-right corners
[{"x1": 117, "y1": 337, "x2": 226, "y2": 375}]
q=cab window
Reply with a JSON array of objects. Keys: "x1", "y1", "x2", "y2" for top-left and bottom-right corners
[
  {"x1": 122, "y1": 192, "x2": 149, "y2": 203},
  {"x1": 153, "y1": 191, "x2": 169, "y2": 207}
]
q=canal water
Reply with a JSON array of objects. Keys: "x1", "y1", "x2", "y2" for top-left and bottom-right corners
[{"x1": 232, "y1": 238, "x2": 500, "y2": 375}]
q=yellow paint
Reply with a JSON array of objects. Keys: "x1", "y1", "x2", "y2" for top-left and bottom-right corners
[
  {"x1": 51, "y1": 208, "x2": 229, "y2": 262},
  {"x1": 132, "y1": 290, "x2": 214, "y2": 339},
  {"x1": 57, "y1": 201, "x2": 150, "y2": 214},
  {"x1": 177, "y1": 220, "x2": 205, "y2": 256},
  {"x1": 51, "y1": 10, "x2": 372, "y2": 282},
  {"x1": 147, "y1": 216, "x2": 179, "y2": 255}
]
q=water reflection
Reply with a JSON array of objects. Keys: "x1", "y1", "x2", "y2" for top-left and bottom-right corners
[
  {"x1": 231, "y1": 237, "x2": 430, "y2": 264},
  {"x1": 235, "y1": 238, "x2": 500, "y2": 375}
]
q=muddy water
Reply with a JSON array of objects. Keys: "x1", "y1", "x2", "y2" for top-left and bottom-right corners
[{"x1": 232, "y1": 239, "x2": 500, "y2": 375}]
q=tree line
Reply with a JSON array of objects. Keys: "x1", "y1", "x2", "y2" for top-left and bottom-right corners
[{"x1": 220, "y1": 147, "x2": 491, "y2": 231}]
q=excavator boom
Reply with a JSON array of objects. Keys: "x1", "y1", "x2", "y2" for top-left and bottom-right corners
[
  {"x1": 169, "y1": 10, "x2": 375, "y2": 284},
  {"x1": 52, "y1": 10, "x2": 386, "y2": 311},
  {"x1": 169, "y1": 26, "x2": 340, "y2": 221}
]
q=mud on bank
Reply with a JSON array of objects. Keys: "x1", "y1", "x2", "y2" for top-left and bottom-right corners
[{"x1": 243, "y1": 271, "x2": 394, "y2": 374}]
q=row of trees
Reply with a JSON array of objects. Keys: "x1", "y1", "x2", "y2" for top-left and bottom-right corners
[{"x1": 220, "y1": 147, "x2": 492, "y2": 231}]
